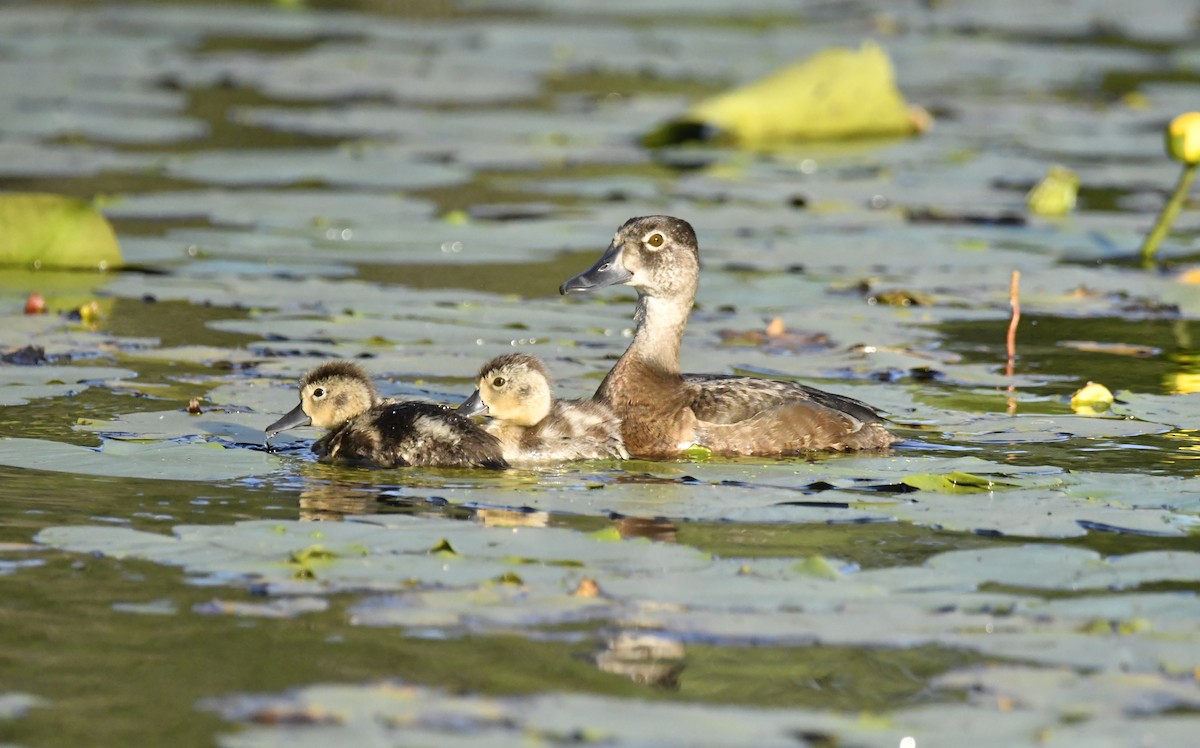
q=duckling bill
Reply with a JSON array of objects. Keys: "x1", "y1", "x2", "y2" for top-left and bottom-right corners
[
  {"x1": 459, "y1": 353, "x2": 629, "y2": 463},
  {"x1": 560, "y1": 215, "x2": 897, "y2": 458},
  {"x1": 267, "y1": 361, "x2": 508, "y2": 469}
]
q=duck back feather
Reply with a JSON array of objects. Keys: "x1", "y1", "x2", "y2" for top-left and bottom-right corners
[
  {"x1": 318, "y1": 402, "x2": 508, "y2": 469},
  {"x1": 503, "y1": 399, "x2": 628, "y2": 462}
]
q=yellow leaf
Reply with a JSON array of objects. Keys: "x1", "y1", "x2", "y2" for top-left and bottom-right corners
[
  {"x1": 645, "y1": 42, "x2": 925, "y2": 148},
  {"x1": 1070, "y1": 381, "x2": 1114, "y2": 415},
  {"x1": 0, "y1": 193, "x2": 123, "y2": 270},
  {"x1": 1027, "y1": 165, "x2": 1079, "y2": 216}
]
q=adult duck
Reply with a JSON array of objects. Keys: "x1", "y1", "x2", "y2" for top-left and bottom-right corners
[
  {"x1": 559, "y1": 215, "x2": 896, "y2": 458},
  {"x1": 266, "y1": 361, "x2": 508, "y2": 469},
  {"x1": 459, "y1": 353, "x2": 628, "y2": 463}
]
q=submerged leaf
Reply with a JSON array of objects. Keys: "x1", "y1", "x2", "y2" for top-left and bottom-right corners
[
  {"x1": 792, "y1": 556, "x2": 844, "y2": 580},
  {"x1": 0, "y1": 193, "x2": 122, "y2": 270},
  {"x1": 901, "y1": 471, "x2": 1018, "y2": 493}
]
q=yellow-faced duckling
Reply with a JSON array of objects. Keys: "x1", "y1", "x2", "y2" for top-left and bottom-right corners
[
  {"x1": 559, "y1": 215, "x2": 897, "y2": 458},
  {"x1": 266, "y1": 361, "x2": 508, "y2": 469},
  {"x1": 458, "y1": 353, "x2": 629, "y2": 463}
]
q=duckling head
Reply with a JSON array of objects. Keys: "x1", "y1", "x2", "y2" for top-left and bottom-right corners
[
  {"x1": 266, "y1": 361, "x2": 378, "y2": 436},
  {"x1": 560, "y1": 215, "x2": 699, "y2": 299},
  {"x1": 459, "y1": 353, "x2": 552, "y2": 427}
]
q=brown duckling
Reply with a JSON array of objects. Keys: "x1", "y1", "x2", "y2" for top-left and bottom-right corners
[
  {"x1": 559, "y1": 215, "x2": 897, "y2": 458},
  {"x1": 266, "y1": 361, "x2": 508, "y2": 469},
  {"x1": 458, "y1": 353, "x2": 629, "y2": 463}
]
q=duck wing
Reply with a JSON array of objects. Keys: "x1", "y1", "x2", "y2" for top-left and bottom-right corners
[
  {"x1": 323, "y1": 402, "x2": 508, "y2": 469},
  {"x1": 692, "y1": 399, "x2": 896, "y2": 454},
  {"x1": 519, "y1": 401, "x2": 629, "y2": 462},
  {"x1": 684, "y1": 374, "x2": 885, "y2": 425}
]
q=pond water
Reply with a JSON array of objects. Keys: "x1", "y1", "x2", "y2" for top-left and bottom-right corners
[{"x1": 3, "y1": 1, "x2": 1200, "y2": 746}]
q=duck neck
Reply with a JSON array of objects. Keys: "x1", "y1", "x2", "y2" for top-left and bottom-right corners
[{"x1": 623, "y1": 293, "x2": 690, "y2": 375}]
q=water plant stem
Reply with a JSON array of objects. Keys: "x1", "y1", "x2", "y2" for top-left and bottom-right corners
[
  {"x1": 1139, "y1": 162, "x2": 1198, "y2": 267},
  {"x1": 1006, "y1": 270, "x2": 1020, "y2": 415},
  {"x1": 1006, "y1": 270, "x2": 1020, "y2": 379}
]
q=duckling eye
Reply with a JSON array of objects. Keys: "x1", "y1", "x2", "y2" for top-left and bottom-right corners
[
  {"x1": 646, "y1": 233, "x2": 665, "y2": 249},
  {"x1": 312, "y1": 387, "x2": 325, "y2": 399},
  {"x1": 492, "y1": 376, "x2": 506, "y2": 388}
]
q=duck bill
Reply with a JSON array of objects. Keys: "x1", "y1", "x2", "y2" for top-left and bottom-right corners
[
  {"x1": 457, "y1": 389, "x2": 489, "y2": 417},
  {"x1": 559, "y1": 243, "x2": 633, "y2": 295},
  {"x1": 265, "y1": 403, "x2": 312, "y2": 436}
]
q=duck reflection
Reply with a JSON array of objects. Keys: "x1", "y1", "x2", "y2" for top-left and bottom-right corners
[
  {"x1": 592, "y1": 631, "x2": 686, "y2": 690},
  {"x1": 295, "y1": 479, "x2": 447, "y2": 522},
  {"x1": 288, "y1": 470, "x2": 553, "y2": 528},
  {"x1": 613, "y1": 516, "x2": 678, "y2": 543}
]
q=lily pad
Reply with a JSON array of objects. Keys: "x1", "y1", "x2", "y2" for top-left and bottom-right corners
[
  {"x1": 0, "y1": 365, "x2": 136, "y2": 406},
  {"x1": 0, "y1": 438, "x2": 276, "y2": 481},
  {"x1": 0, "y1": 193, "x2": 123, "y2": 270}
]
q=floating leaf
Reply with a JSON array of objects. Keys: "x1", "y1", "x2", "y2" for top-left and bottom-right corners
[
  {"x1": 0, "y1": 692, "x2": 46, "y2": 720},
  {"x1": 1070, "y1": 382, "x2": 1114, "y2": 415},
  {"x1": 0, "y1": 437, "x2": 277, "y2": 481},
  {"x1": 1027, "y1": 164, "x2": 1079, "y2": 216},
  {"x1": 901, "y1": 471, "x2": 1019, "y2": 493},
  {"x1": 193, "y1": 597, "x2": 329, "y2": 619},
  {"x1": 644, "y1": 42, "x2": 925, "y2": 147},
  {"x1": 429, "y1": 538, "x2": 458, "y2": 557},
  {"x1": 0, "y1": 193, "x2": 122, "y2": 270}
]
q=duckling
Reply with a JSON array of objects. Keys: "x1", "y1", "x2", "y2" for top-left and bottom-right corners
[
  {"x1": 266, "y1": 361, "x2": 508, "y2": 469},
  {"x1": 458, "y1": 353, "x2": 629, "y2": 463},
  {"x1": 559, "y1": 215, "x2": 897, "y2": 458}
]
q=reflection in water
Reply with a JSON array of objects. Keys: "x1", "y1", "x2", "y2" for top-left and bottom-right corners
[
  {"x1": 297, "y1": 480, "x2": 417, "y2": 521},
  {"x1": 614, "y1": 516, "x2": 678, "y2": 543},
  {"x1": 1164, "y1": 429, "x2": 1200, "y2": 459},
  {"x1": 476, "y1": 508, "x2": 550, "y2": 528},
  {"x1": 289, "y1": 469, "x2": 553, "y2": 526},
  {"x1": 592, "y1": 631, "x2": 686, "y2": 690},
  {"x1": 1167, "y1": 348, "x2": 1200, "y2": 394}
]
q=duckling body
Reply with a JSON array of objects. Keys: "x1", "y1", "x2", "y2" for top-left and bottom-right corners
[
  {"x1": 459, "y1": 353, "x2": 629, "y2": 463},
  {"x1": 266, "y1": 361, "x2": 508, "y2": 469},
  {"x1": 560, "y1": 215, "x2": 896, "y2": 458}
]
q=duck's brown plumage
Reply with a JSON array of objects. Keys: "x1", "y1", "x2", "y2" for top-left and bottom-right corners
[
  {"x1": 267, "y1": 360, "x2": 508, "y2": 469},
  {"x1": 460, "y1": 353, "x2": 628, "y2": 463},
  {"x1": 560, "y1": 215, "x2": 897, "y2": 458}
]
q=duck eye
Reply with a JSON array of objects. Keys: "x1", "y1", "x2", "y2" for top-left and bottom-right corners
[
  {"x1": 492, "y1": 377, "x2": 506, "y2": 388},
  {"x1": 312, "y1": 387, "x2": 325, "y2": 398},
  {"x1": 647, "y1": 233, "x2": 665, "y2": 248}
]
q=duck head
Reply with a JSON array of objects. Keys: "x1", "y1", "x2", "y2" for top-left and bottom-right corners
[
  {"x1": 458, "y1": 353, "x2": 552, "y2": 427},
  {"x1": 560, "y1": 215, "x2": 699, "y2": 299},
  {"x1": 266, "y1": 361, "x2": 378, "y2": 436}
]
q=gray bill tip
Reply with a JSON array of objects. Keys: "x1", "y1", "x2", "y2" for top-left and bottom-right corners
[
  {"x1": 265, "y1": 403, "x2": 312, "y2": 436},
  {"x1": 559, "y1": 245, "x2": 631, "y2": 294},
  {"x1": 457, "y1": 389, "x2": 489, "y2": 417}
]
